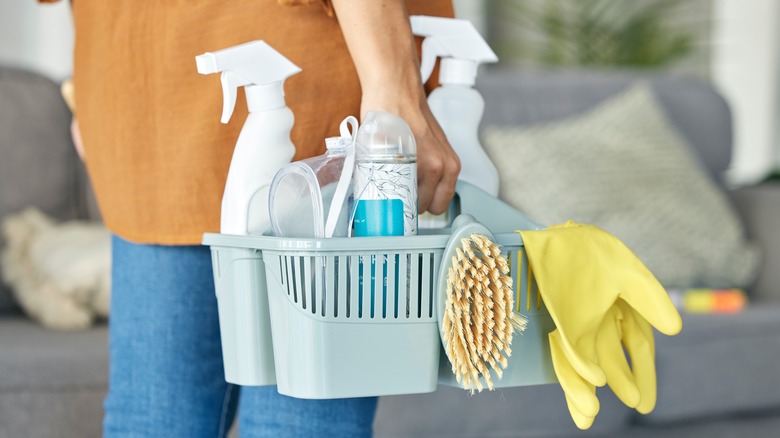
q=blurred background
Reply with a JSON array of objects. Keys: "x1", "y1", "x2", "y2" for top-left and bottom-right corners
[
  {"x1": 2, "y1": 1, "x2": 780, "y2": 437},
  {"x1": 2, "y1": 0, "x2": 778, "y2": 184},
  {"x1": 461, "y1": 0, "x2": 780, "y2": 185}
]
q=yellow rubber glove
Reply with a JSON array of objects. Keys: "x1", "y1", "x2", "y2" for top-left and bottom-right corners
[
  {"x1": 607, "y1": 300, "x2": 658, "y2": 415},
  {"x1": 518, "y1": 222, "x2": 682, "y2": 428},
  {"x1": 549, "y1": 328, "x2": 598, "y2": 429},
  {"x1": 551, "y1": 300, "x2": 660, "y2": 428},
  {"x1": 596, "y1": 301, "x2": 640, "y2": 409},
  {"x1": 518, "y1": 222, "x2": 681, "y2": 384}
]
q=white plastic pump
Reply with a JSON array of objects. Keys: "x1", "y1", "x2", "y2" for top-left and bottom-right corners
[
  {"x1": 196, "y1": 40, "x2": 301, "y2": 235},
  {"x1": 411, "y1": 16, "x2": 500, "y2": 197}
]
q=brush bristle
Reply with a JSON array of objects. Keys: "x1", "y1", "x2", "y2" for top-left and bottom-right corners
[{"x1": 443, "y1": 234, "x2": 528, "y2": 393}]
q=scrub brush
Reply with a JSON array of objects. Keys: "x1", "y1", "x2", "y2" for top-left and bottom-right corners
[{"x1": 441, "y1": 217, "x2": 527, "y2": 393}]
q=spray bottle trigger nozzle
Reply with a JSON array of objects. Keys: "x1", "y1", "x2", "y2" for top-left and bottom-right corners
[
  {"x1": 419, "y1": 38, "x2": 447, "y2": 84},
  {"x1": 220, "y1": 71, "x2": 252, "y2": 124}
]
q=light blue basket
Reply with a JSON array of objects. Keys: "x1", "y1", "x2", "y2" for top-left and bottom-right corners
[
  {"x1": 208, "y1": 243, "x2": 275, "y2": 386},
  {"x1": 203, "y1": 182, "x2": 556, "y2": 398}
]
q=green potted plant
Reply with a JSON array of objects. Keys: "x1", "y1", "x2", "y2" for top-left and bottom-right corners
[{"x1": 489, "y1": 0, "x2": 695, "y2": 68}]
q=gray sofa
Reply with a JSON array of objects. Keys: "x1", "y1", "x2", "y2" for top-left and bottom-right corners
[{"x1": 2, "y1": 66, "x2": 780, "y2": 437}]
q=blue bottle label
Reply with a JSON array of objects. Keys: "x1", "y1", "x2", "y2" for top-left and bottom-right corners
[
  {"x1": 352, "y1": 161, "x2": 417, "y2": 236},
  {"x1": 353, "y1": 199, "x2": 405, "y2": 237}
]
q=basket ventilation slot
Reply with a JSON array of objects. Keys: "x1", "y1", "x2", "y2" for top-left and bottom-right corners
[{"x1": 279, "y1": 252, "x2": 439, "y2": 321}]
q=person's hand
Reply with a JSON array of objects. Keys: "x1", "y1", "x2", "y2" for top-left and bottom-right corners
[
  {"x1": 410, "y1": 102, "x2": 460, "y2": 214},
  {"x1": 359, "y1": 89, "x2": 459, "y2": 214},
  {"x1": 61, "y1": 80, "x2": 85, "y2": 160},
  {"x1": 331, "y1": 0, "x2": 460, "y2": 214},
  {"x1": 71, "y1": 117, "x2": 85, "y2": 160}
]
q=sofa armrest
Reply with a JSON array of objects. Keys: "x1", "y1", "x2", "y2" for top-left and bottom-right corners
[{"x1": 730, "y1": 182, "x2": 780, "y2": 302}]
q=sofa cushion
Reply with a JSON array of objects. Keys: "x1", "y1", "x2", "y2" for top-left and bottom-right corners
[
  {"x1": 0, "y1": 67, "x2": 82, "y2": 313},
  {"x1": 481, "y1": 83, "x2": 759, "y2": 290},
  {"x1": 0, "y1": 318, "x2": 106, "y2": 438},
  {"x1": 644, "y1": 304, "x2": 780, "y2": 423},
  {"x1": 476, "y1": 70, "x2": 733, "y2": 181},
  {"x1": 0, "y1": 388, "x2": 104, "y2": 438},
  {"x1": 0, "y1": 316, "x2": 108, "y2": 392}
]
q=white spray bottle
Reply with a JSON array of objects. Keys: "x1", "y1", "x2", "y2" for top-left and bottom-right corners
[
  {"x1": 411, "y1": 16, "x2": 499, "y2": 197},
  {"x1": 196, "y1": 40, "x2": 301, "y2": 235}
]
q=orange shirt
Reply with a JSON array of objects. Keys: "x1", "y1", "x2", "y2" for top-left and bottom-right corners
[{"x1": 45, "y1": 0, "x2": 453, "y2": 244}]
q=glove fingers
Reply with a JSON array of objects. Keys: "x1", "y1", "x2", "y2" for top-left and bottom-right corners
[
  {"x1": 549, "y1": 330, "x2": 600, "y2": 418},
  {"x1": 619, "y1": 302, "x2": 658, "y2": 414},
  {"x1": 622, "y1": 290, "x2": 681, "y2": 337},
  {"x1": 564, "y1": 393, "x2": 596, "y2": 430},
  {"x1": 615, "y1": 256, "x2": 682, "y2": 336},
  {"x1": 554, "y1": 223, "x2": 680, "y2": 337},
  {"x1": 597, "y1": 307, "x2": 641, "y2": 408},
  {"x1": 555, "y1": 329, "x2": 606, "y2": 386}
]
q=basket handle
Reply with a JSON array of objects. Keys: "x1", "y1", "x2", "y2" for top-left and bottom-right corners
[{"x1": 450, "y1": 181, "x2": 543, "y2": 233}]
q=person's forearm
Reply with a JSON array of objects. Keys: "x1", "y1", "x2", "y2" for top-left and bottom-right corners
[
  {"x1": 330, "y1": 0, "x2": 424, "y2": 116},
  {"x1": 331, "y1": 0, "x2": 461, "y2": 214}
]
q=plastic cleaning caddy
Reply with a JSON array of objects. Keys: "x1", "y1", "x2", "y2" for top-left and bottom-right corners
[{"x1": 203, "y1": 181, "x2": 557, "y2": 398}]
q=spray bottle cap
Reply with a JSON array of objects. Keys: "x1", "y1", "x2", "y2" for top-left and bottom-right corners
[
  {"x1": 410, "y1": 16, "x2": 498, "y2": 86},
  {"x1": 196, "y1": 40, "x2": 301, "y2": 123}
]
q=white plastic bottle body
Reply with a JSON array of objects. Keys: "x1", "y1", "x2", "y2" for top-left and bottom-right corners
[
  {"x1": 427, "y1": 84, "x2": 499, "y2": 196},
  {"x1": 220, "y1": 107, "x2": 295, "y2": 235}
]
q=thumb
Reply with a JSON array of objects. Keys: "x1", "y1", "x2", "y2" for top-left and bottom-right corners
[
  {"x1": 591, "y1": 227, "x2": 681, "y2": 336},
  {"x1": 564, "y1": 393, "x2": 596, "y2": 430}
]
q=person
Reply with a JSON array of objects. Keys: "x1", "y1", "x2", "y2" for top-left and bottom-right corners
[{"x1": 42, "y1": 0, "x2": 460, "y2": 436}]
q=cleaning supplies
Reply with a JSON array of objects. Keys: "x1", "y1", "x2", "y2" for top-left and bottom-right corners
[
  {"x1": 196, "y1": 40, "x2": 301, "y2": 235},
  {"x1": 269, "y1": 116, "x2": 358, "y2": 238},
  {"x1": 352, "y1": 112, "x2": 418, "y2": 237},
  {"x1": 439, "y1": 214, "x2": 527, "y2": 393},
  {"x1": 518, "y1": 221, "x2": 683, "y2": 429},
  {"x1": 410, "y1": 16, "x2": 500, "y2": 197}
]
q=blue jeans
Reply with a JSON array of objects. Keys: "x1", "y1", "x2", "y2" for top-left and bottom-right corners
[{"x1": 103, "y1": 236, "x2": 378, "y2": 437}]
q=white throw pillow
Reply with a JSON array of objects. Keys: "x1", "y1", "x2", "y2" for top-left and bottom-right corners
[
  {"x1": 482, "y1": 83, "x2": 759, "y2": 289},
  {"x1": 1, "y1": 208, "x2": 110, "y2": 330}
]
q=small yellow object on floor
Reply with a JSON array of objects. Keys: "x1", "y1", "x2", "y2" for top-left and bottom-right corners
[{"x1": 518, "y1": 221, "x2": 682, "y2": 429}]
